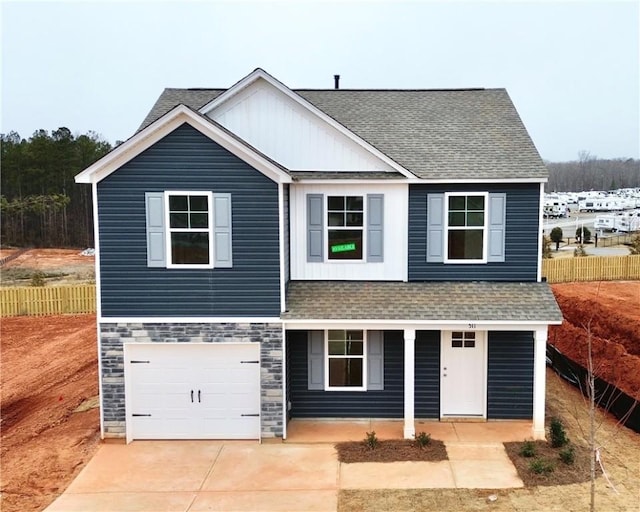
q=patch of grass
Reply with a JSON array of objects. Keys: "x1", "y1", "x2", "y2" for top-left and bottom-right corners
[
  {"x1": 336, "y1": 438, "x2": 448, "y2": 463},
  {"x1": 0, "y1": 267, "x2": 66, "y2": 284}
]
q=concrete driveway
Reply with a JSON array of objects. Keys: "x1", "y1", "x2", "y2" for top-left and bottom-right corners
[
  {"x1": 45, "y1": 435, "x2": 523, "y2": 512},
  {"x1": 44, "y1": 441, "x2": 339, "y2": 512}
]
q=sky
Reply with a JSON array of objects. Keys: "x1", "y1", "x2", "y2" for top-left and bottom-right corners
[{"x1": 1, "y1": 0, "x2": 638, "y2": 162}]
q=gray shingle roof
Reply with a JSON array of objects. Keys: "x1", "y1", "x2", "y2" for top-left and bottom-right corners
[
  {"x1": 139, "y1": 89, "x2": 225, "y2": 131},
  {"x1": 139, "y1": 86, "x2": 548, "y2": 181},
  {"x1": 282, "y1": 281, "x2": 562, "y2": 323},
  {"x1": 288, "y1": 171, "x2": 406, "y2": 180}
]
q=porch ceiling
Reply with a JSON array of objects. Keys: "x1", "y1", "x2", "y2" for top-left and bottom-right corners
[{"x1": 282, "y1": 281, "x2": 562, "y2": 323}]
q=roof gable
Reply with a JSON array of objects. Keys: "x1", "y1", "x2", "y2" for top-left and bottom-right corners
[
  {"x1": 75, "y1": 105, "x2": 292, "y2": 185},
  {"x1": 199, "y1": 69, "x2": 415, "y2": 177}
]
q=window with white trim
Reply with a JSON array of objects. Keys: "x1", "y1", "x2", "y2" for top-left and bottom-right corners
[
  {"x1": 166, "y1": 192, "x2": 214, "y2": 268},
  {"x1": 326, "y1": 329, "x2": 366, "y2": 390},
  {"x1": 444, "y1": 192, "x2": 488, "y2": 263},
  {"x1": 327, "y1": 196, "x2": 364, "y2": 260}
]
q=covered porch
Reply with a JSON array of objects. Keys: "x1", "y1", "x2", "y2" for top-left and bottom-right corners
[
  {"x1": 285, "y1": 418, "x2": 534, "y2": 443},
  {"x1": 281, "y1": 281, "x2": 563, "y2": 442}
]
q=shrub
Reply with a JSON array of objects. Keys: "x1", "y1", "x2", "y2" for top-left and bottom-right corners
[
  {"x1": 549, "y1": 417, "x2": 569, "y2": 448},
  {"x1": 364, "y1": 431, "x2": 379, "y2": 450},
  {"x1": 519, "y1": 440, "x2": 537, "y2": 458},
  {"x1": 559, "y1": 445, "x2": 576, "y2": 465},
  {"x1": 30, "y1": 271, "x2": 45, "y2": 287},
  {"x1": 575, "y1": 226, "x2": 591, "y2": 243},
  {"x1": 529, "y1": 458, "x2": 555, "y2": 475},
  {"x1": 573, "y1": 244, "x2": 588, "y2": 257},
  {"x1": 628, "y1": 234, "x2": 640, "y2": 255},
  {"x1": 550, "y1": 227, "x2": 563, "y2": 251},
  {"x1": 415, "y1": 431, "x2": 431, "y2": 448}
]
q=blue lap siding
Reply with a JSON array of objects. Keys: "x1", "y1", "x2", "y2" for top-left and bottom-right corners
[
  {"x1": 487, "y1": 331, "x2": 534, "y2": 419},
  {"x1": 408, "y1": 183, "x2": 540, "y2": 281},
  {"x1": 415, "y1": 330, "x2": 441, "y2": 418},
  {"x1": 287, "y1": 330, "x2": 404, "y2": 418},
  {"x1": 97, "y1": 123, "x2": 280, "y2": 317}
]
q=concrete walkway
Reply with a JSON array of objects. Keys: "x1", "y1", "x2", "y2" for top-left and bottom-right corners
[{"x1": 45, "y1": 423, "x2": 528, "y2": 512}]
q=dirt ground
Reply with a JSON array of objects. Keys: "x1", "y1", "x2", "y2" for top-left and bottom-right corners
[
  {"x1": 549, "y1": 281, "x2": 640, "y2": 401},
  {"x1": 1, "y1": 265, "x2": 639, "y2": 511},
  {"x1": 336, "y1": 439, "x2": 448, "y2": 463},
  {"x1": 0, "y1": 315, "x2": 100, "y2": 512},
  {"x1": 0, "y1": 248, "x2": 95, "y2": 286}
]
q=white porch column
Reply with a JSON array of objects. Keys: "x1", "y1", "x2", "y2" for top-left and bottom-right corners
[
  {"x1": 533, "y1": 327, "x2": 548, "y2": 440},
  {"x1": 403, "y1": 329, "x2": 416, "y2": 439}
]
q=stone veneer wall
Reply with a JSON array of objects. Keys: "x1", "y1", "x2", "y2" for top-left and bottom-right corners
[{"x1": 99, "y1": 322, "x2": 283, "y2": 439}]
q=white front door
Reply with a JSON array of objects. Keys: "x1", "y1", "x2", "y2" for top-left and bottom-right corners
[
  {"x1": 441, "y1": 331, "x2": 486, "y2": 417},
  {"x1": 125, "y1": 343, "x2": 261, "y2": 441}
]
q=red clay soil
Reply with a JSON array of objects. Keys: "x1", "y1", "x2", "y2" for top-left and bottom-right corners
[
  {"x1": 1, "y1": 248, "x2": 94, "y2": 270},
  {"x1": 550, "y1": 282, "x2": 640, "y2": 402},
  {"x1": 0, "y1": 280, "x2": 637, "y2": 512},
  {"x1": 0, "y1": 314, "x2": 100, "y2": 512}
]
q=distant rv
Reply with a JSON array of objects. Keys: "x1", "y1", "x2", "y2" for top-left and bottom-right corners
[
  {"x1": 594, "y1": 210, "x2": 640, "y2": 233},
  {"x1": 578, "y1": 198, "x2": 624, "y2": 213},
  {"x1": 543, "y1": 199, "x2": 568, "y2": 218},
  {"x1": 616, "y1": 211, "x2": 640, "y2": 233}
]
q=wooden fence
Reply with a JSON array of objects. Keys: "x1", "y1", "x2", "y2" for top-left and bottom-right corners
[
  {"x1": 1, "y1": 284, "x2": 96, "y2": 317},
  {"x1": 542, "y1": 255, "x2": 640, "y2": 283},
  {"x1": 1, "y1": 257, "x2": 639, "y2": 316}
]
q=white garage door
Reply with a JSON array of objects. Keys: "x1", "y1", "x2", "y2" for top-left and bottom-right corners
[{"x1": 124, "y1": 343, "x2": 261, "y2": 441}]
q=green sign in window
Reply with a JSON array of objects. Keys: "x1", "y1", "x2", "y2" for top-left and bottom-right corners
[{"x1": 331, "y1": 242, "x2": 356, "y2": 253}]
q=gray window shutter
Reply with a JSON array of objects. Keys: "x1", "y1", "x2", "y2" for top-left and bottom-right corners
[
  {"x1": 488, "y1": 193, "x2": 506, "y2": 262},
  {"x1": 367, "y1": 330, "x2": 384, "y2": 391},
  {"x1": 213, "y1": 193, "x2": 232, "y2": 268},
  {"x1": 426, "y1": 193, "x2": 444, "y2": 262},
  {"x1": 367, "y1": 194, "x2": 384, "y2": 262},
  {"x1": 307, "y1": 194, "x2": 324, "y2": 262},
  {"x1": 308, "y1": 330, "x2": 324, "y2": 390},
  {"x1": 145, "y1": 192, "x2": 166, "y2": 267}
]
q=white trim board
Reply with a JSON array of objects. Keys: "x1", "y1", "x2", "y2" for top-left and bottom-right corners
[
  {"x1": 293, "y1": 178, "x2": 548, "y2": 185},
  {"x1": 99, "y1": 317, "x2": 283, "y2": 324},
  {"x1": 283, "y1": 320, "x2": 562, "y2": 330}
]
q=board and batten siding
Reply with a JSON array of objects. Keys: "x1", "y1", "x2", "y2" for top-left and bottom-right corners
[
  {"x1": 487, "y1": 331, "x2": 534, "y2": 419},
  {"x1": 289, "y1": 183, "x2": 408, "y2": 281},
  {"x1": 415, "y1": 330, "x2": 441, "y2": 418},
  {"x1": 408, "y1": 183, "x2": 540, "y2": 281},
  {"x1": 97, "y1": 124, "x2": 280, "y2": 317},
  {"x1": 287, "y1": 330, "x2": 404, "y2": 418},
  {"x1": 209, "y1": 79, "x2": 394, "y2": 172}
]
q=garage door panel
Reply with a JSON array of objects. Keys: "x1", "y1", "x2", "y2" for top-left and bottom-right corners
[
  {"x1": 201, "y1": 418, "x2": 260, "y2": 439},
  {"x1": 132, "y1": 393, "x2": 194, "y2": 412},
  {"x1": 126, "y1": 343, "x2": 261, "y2": 440},
  {"x1": 132, "y1": 418, "x2": 197, "y2": 439}
]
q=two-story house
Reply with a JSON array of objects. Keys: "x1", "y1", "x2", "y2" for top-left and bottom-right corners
[{"x1": 75, "y1": 69, "x2": 562, "y2": 444}]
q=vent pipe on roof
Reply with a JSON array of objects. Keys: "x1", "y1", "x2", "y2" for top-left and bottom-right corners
[{"x1": 334, "y1": 74, "x2": 340, "y2": 89}]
